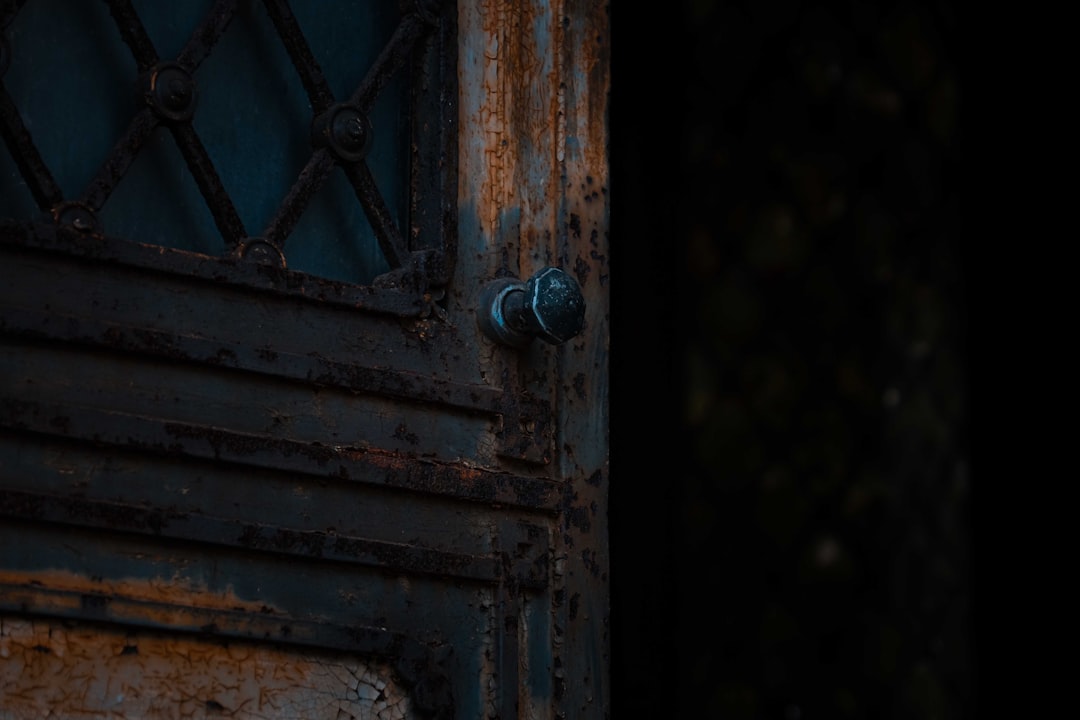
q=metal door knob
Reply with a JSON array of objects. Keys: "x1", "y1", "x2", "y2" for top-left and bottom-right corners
[{"x1": 478, "y1": 267, "x2": 585, "y2": 347}]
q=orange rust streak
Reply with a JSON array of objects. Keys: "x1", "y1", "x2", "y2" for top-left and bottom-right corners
[
  {"x1": 0, "y1": 616, "x2": 415, "y2": 718},
  {"x1": 0, "y1": 568, "x2": 283, "y2": 616},
  {"x1": 352, "y1": 447, "x2": 500, "y2": 483}
]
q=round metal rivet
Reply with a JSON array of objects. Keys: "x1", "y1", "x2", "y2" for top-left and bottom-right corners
[
  {"x1": 333, "y1": 111, "x2": 367, "y2": 152},
  {"x1": 312, "y1": 104, "x2": 373, "y2": 162},
  {"x1": 237, "y1": 238, "x2": 287, "y2": 268},
  {"x1": 52, "y1": 202, "x2": 101, "y2": 234},
  {"x1": 147, "y1": 63, "x2": 197, "y2": 121}
]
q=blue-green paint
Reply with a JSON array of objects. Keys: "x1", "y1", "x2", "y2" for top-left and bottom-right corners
[{"x1": 1, "y1": 0, "x2": 406, "y2": 284}]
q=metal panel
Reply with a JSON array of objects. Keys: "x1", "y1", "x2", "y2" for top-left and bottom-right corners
[
  {"x1": 1, "y1": 0, "x2": 609, "y2": 717},
  {"x1": 1, "y1": 616, "x2": 426, "y2": 718}
]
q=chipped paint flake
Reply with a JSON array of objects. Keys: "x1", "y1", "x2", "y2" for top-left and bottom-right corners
[{"x1": 0, "y1": 616, "x2": 415, "y2": 719}]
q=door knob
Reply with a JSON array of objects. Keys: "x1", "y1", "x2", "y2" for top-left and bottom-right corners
[{"x1": 478, "y1": 267, "x2": 585, "y2": 347}]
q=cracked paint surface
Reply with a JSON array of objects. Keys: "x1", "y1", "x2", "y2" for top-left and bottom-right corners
[{"x1": 0, "y1": 616, "x2": 414, "y2": 719}]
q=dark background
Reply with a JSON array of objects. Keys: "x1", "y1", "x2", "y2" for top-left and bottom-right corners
[{"x1": 608, "y1": 1, "x2": 978, "y2": 717}]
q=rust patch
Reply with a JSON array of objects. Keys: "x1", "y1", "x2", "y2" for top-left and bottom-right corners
[
  {"x1": 359, "y1": 449, "x2": 558, "y2": 510},
  {"x1": 0, "y1": 616, "x2": 417, "y2": 718},
  {"x1": 572, "y1": 372, "x2": 586, "y2": 400},
  {"x1": 574, "y1": 254, "x2": 592, "y2": 288},
  {"x1": 580, "y1": 548, "x2": 602, "y2": 579},
  {"x1": 0, "y1": 569, "x2": 284, "y2": 617}
]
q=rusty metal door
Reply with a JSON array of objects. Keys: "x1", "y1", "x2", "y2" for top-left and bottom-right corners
[{"x1": 0, "y1": 1, "x2": 609, "y2": 717}]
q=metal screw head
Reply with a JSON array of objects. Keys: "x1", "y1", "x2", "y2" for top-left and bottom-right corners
[
  {"x1": 53, "y1": 202, "x2": 101, "y2": 234},
  {"x1": 312, "y1": 104, "x2": 373, "y2": 162},
  {"x1": 165, "y1": 76, "x2": 192, "y2": 110},
  {"x1": 237, "y1": 238, "x2": 287, "y2": 268},
  {"x1": 148, "y1": 63, "x2": 197, "y2": 121},
  {"x1": 333, "y1": 111, "x2": 367, "y2": 151}
]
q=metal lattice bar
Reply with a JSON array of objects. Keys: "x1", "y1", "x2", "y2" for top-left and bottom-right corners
[
  {"x1": 345, "y1": 161, "x2": 411, "y2": 270},
  {"x1": 348, "y1": 12, "x2": 429, "y2": 112},
  {"x1": 80, "y1": 107, "x2": 158, "y2": 212},
  {"x1": 82, "y1": 3, "x2": 166, "y2": 213},
  {"x1": 92, "y1": 0, "x2": 248, "y2": 244},
  {"x1": 260, "y1": 0, "x2": 335, "y2": 114},
  {"x1": 79, "y1": 1, "x2": 244, "y2": 229},
  {"x1": 1, "y1": 0, "x2": 452, "y2": 285},
  {"x1": 260, "y1": 149, "x2": 336, "y2": 248},
  {"x1": 261, "y1": 4, "x2": 434, "y2": 265},
  {"x1": 0, "y1": 86, "x2": 61, "y2": 210},
  {"x1": 1, "y1": 0, "x2": 59, "y2": 211},
  {"x1": 168, "y1": 122, "x2": 248, "y2": 246},
  {"x1": 104, "y1": 0, "x2": 159, "y2": 69},
  {"x1": 175, "y1": 0, "x2": 239, "y2": 70},
  {"x1": 0, "y1": 0, "x2": 27, "y2": 32}
]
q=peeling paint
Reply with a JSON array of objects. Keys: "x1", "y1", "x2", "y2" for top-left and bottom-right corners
[
  {"x1": 0, "y1": 616, "x2": 415, "y2": 719},
  {"x1": 0, "y1": 0, "x2": 611, "y2": 717},
  {"x1": 0, "y1": 569, "x2": 284, "y2": 617}
]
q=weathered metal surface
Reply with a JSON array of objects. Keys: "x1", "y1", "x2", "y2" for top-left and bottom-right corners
[
  {"x1": 0, "y1": 616, "x2": 419, "y2": 719},
  {"x1": 0, "y1": 523, "x2": 499, "y2": 718},
  {"x1": 1, "y1": 0, "x2": 609, "y2": 717},
  {"x1": 456, "y1": 0, "x2": 610, "y2": 716},
  {"x1": 0, "y1": 0, "x2": 454, "y2": 286},
  {"x1": 550, "y1": 2, "x2": 611, "y2": 717},
  {"x1": 0, "y1": 231, "x2": 461, "y2": 380}
]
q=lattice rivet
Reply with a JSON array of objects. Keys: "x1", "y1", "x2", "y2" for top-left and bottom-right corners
[
  {"x1": 312, "y1": 104, "x2": 373, "y2": 162},
  {"x1": 52, "y1": 201, "x2": 101, "y2": 234},
  {"x1": 333, "y1": 111, "x2": 367, "y2": 152},
  {"x1": 145, "y1": 62, "x2": 197, "y2": 122},
  {"x1": 237, "y1": 238, "x2": 287, "y2": 268},
  {"x1": 164, "y1": 76, "x2": 192, "y2": 111}
]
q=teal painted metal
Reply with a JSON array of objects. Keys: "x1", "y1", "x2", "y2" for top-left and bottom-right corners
[
  {"x1": 1, "y1": 0, "x2": 406, "y2": 284},
  {"x1": 1, "y1": 0, "x2": 611, "y2": 717}
]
